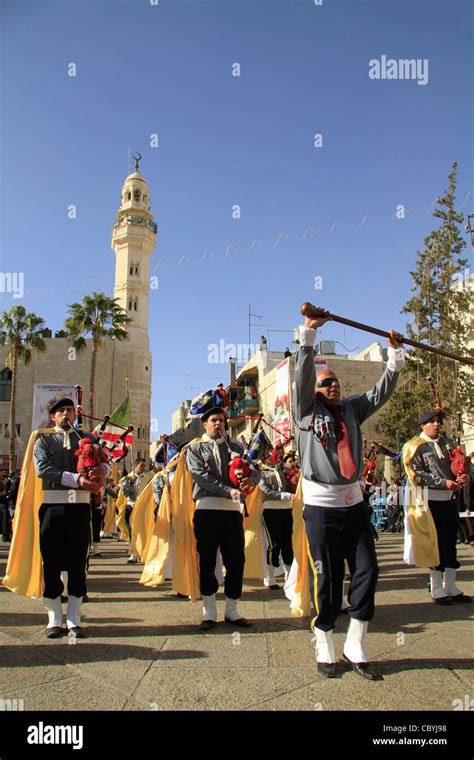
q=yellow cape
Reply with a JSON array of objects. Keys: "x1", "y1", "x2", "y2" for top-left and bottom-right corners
[
  {"x1": 243, "y1": 487, "x2": 264, "y2": 579},
  {"x1": 128, "y1": 471, "x2": 155, "y2": 557},
  {"x1": 115, "y1": 476, "x2": 130, "y2": 541},
  {"x1": 402, "y1": 437, "x2": 440, "y2": 568},
  {"x1": 2, "y1": 428, "x2": 55, "y2": 598},
  {"x1": 140, "y1": 476, "x2": 173, "y2": 588},
  {"x1": 285, "y1": 478, "x2": 311, "y2": 617}
]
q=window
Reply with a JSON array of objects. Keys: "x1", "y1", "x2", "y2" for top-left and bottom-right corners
[
  {"x1": 135, "y1": 264, "x2": 139, "y2": 276},
  {"x1": 127, "y1": 191, "x2": 131, "y2": 201},
  {"x1": 129, "y1": 263, "x2": 134, "y2": 275},
  {"x1": 133, "y1": 298, "x2": 138, "y2": 311},
  {"x1": 0, "y1": 368, "x2": 12, "y2": 402},
  {"x1": 134, "y1": 189, "x2": 140, "y2": 202},
  {"x1": 128, "y1": 300, "x2": 132, "y2": 311},
  {"x1": 3, "y1": 423, "x2": 20, "y2": 437}
]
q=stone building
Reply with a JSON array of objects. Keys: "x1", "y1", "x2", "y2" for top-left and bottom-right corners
[{"x1": 0, "y1": 162, "x2": 156, "y2": 469}]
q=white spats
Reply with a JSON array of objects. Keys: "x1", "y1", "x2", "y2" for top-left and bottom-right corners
[
  {"x1": 202, "y1": 594, "x2": 217, "y2": 622},
  {"x1": 430, "y1": 570, "x2": 446, "y2": 599},
  {"x1": 283, "y1": 564, "x2": 292, "y2": 583},
  {"x1": 264, "y1": 566, "x2": 277, "y2": 587},
  {"x1": 224, "y1": 597, "x2": 242, "y2": 622},
  {"x1": 443, "y1": 568, "x2": 462, "y2": 597},
  {"x1": 43, "y1": 596, "x2": 63, "y2": 629},
  {"x1": 343, "y1": 618, "x2": 368, "y2": 663},
  {"x1": 66, "y1": 596, "x2": 82, "y2": 629},
  {"x1": 312, "y1": 626, "x2": 336, "y2": 664}
]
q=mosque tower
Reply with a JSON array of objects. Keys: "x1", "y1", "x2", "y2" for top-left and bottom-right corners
[{"x1": 111, "y1": 154, "x2": 157, "y2": 458}]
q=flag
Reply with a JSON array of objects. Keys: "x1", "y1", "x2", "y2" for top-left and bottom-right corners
[
  {"x1": 166, "y1": 442, "x2": 178, "y2": 463},
  {"x1": 95, "y1": 393, "x2": 133, "y2": 460},
  {"x1": 248, "y1": 429, "x2": 272, "y2": 461},
  {"x1": 189, "y1": 386, "x2": 227, "y2": 417}
]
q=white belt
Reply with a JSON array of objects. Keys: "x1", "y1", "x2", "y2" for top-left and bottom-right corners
[
  {"x1": 41, "y1": 490, "x2": 91, "y2": 504},
  {"x1": 196, "y1": 496, "x2": 241, "y2": 512},
  {"x1": 263, "y1": 499, "x2": 292, "y2": 510}
]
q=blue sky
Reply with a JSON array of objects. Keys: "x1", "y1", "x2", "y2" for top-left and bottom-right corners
[{"x1": 1, "y1": 0, "x2": 472, "y2": 434}]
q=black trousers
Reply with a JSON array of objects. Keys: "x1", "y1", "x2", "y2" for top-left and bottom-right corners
[
  {"x1": 193, "y1": 509, "x2": 245, "y2": 599},
  {"x1": 91, "y1": 507, "x2": 102, "y2": 543},
  {"x1": 428, "y1": 500, "x2": 460, "y2": 571},
  {"x1": 125, "y1": 505, "x2": 133, "y2": 543},
  {"x1": 303, "y1": 501, "x2": 379, "y2": 632},
  {"x1": 38, "y1": 502, "x2": 91, "y2": 599},
  {"x1": 0, "y1": 502, "x2": 12, "y2": 540},
  {"x1": 262, "y1": 508, "x2": 294, "y2": 567}
]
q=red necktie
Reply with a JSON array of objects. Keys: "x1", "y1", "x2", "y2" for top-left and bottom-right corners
[{"x1": 337, "y1": 421, "x2": 356, "y2": 480}]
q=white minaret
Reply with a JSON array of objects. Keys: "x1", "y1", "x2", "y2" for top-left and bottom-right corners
[{"x1": 111, "y1": 155, "x2": 157, "y2": 458}]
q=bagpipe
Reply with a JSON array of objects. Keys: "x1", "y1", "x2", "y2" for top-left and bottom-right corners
[
  {"x1": 71, "y1": 385, "x2": 134, "y2": 464},
  {"x1": 63, "y1": 385, "x2": 135, "y2": 506},
  {"x1": 361, "y1": 441, "x2": 378, "y2": 485},
  {"x1": 427, "y1": 377, "x2": 471, "y2": 478}
]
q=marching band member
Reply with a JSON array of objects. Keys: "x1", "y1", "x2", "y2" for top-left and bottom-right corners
[
  {"x1": 33, "y1": 399, "x2": 109, "y2": 637},
  {"x1": 403, "y1": 411, "x2": 471, "y2": 605},
  {"x1": 186, "y1": 407, "x2": 260, "y2": 630},
  {"x1": 258, "y1": 446, "x2": 295, "y2": 589}
]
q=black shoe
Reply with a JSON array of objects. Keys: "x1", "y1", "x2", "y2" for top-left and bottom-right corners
[
  {"x1": 451, "y1": 593, "x2": 472, "y2": 603},
  {"x1": 82, "y1": 594, "x2": 89, "y2": 603},
  {"x1": 199, "y1": 620, "x2": 216, "y2": 631},
  {"x1": 433, "y1": 596, "x2": 454, "y2": 606},
  {"x1": 68, "y1": 627, "x2": 86, "y2": 639},
  {"x1": 264, "y1": 584, "x2": 280, "y2": 590},
  {"x1": 343, "y1": 654, "x2": 383, "y2": 681},
  {"x1": 176, "y1": 592, "x2": 189, "y2": 599},
  {"x1": 61, "y1": 595, "x2": 69, "y2": 603},
  {"x1": 46, "y1": 627, "x2": 64, "y2": 639},
  {"x1": 317, "y1": 662, "x2": 336, "y2": 678},
  {"x1": 225, "y1": 617, "x2": 252, "y2": 628}
]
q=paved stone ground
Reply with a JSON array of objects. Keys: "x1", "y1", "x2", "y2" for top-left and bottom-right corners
[{"x1": 0, "y1": 534, "x2": 472, "y2": 712}]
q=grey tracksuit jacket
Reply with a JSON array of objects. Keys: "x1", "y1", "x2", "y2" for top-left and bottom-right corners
[{"x1": 294, "y1": 337, "x2": 402, "y2": 487}]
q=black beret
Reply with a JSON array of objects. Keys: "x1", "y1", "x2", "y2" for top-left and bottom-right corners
[
  {"x1": 201, "y1": 406, "x2": 227, "y2": 422},
  {"x1": 418, "y1": 410, "x2": 444, "y2": 426},
  {"x1": 49, "y1": 398, "x2": 75, "y2": 415}
]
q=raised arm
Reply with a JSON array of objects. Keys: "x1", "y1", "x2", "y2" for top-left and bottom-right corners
[
  {"x1": 350, "y1": 331, "x2": 405, "y2": 424},
  {"x1": 294, "y1": 312, "x2": 332, "y2": 422}
]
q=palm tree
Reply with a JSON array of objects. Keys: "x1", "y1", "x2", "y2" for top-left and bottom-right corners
[
  {"x1": 0, "y1": 306, "x2": 47, "y2": 469},
  {"x1": 65, "y1": 293, "x2": 131, "y2": 420}
]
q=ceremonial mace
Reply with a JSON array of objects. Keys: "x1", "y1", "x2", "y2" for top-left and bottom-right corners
[{"x1": 300, "y1": 303, "x2": 474, "y2": 366}]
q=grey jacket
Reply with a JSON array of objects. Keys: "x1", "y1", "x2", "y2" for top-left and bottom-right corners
[
  {"x1": 409, "y1": 437, "x2": 455, "y2": 489},
  {"x1": 33, "y1": 431, "x2": 97, "y2": 491},
  {"x1": 294, "y1": 345, "x2": 401, "y2": 485},
  {"x1": 186, "y1": 437, "x2": 260, "y2": 502},
  {"x1": 152, "y1": 474, "x2": 166, "y2": 505},
  {"x1": 258, "y1": 465, "x2": 290, "y2": 501}
]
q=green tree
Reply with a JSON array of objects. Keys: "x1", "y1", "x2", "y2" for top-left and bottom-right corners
[
  {"x1": 379, "y1": 381, "x2": 431, "y2": 451},
  {"x1": 380, "y1": 162, "x2": 473, "y2": 448},
  {"x1": 65, "y1": 293, "x2": 131, "y2": 420},
  {"x1": 0, "y1": 306, "x2": 47, "y2": 469}
]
